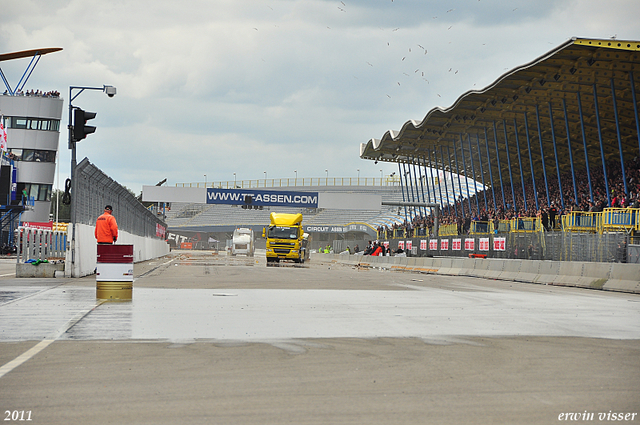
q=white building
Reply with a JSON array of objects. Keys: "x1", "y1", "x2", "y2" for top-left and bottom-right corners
[{"x1": 0, "y1": 48, "x2": 63, "y2": 224}]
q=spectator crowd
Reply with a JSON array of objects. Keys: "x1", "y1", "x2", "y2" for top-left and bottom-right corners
[{"x1": 377, "y1": 156, "x2": 640, "y2": 237}]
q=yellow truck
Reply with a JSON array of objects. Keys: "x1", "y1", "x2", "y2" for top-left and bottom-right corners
[{"x1": 263, "y1": 212, "x2": 308, "y2": 264}]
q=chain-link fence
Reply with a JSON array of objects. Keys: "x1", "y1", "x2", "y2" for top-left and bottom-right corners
[
  {"x1": 380, "y1": 231, "x2": 635, "y2": 263},
  {"x1": 73, "y1": 158, "x2": 166, "y2": 238}
]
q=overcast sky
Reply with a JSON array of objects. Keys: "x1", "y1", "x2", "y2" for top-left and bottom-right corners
[{"x1": 1, "y1": 0, "x2": 639, "y2": 194}]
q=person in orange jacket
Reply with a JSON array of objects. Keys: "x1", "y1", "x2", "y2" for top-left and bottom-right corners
[{"x1": 95, "y1": 205, "x2": 118, "y2": 244}]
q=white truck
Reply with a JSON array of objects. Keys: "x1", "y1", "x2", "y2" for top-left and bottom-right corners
[{"x1": 231, "y1": 228, "x2": 255, "y2": 257}]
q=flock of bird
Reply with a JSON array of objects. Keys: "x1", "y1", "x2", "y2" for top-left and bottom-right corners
[{"x1": 254, "y1": 1, "x2": 522, "y2": 102}]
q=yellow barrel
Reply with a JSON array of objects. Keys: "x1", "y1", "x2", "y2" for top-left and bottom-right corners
[{"x1": 96, "y1": 281, "x2": 133, "y2": 301}]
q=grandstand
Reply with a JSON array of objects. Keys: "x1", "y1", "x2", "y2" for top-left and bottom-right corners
[{"x1": 164, "y1": 182, "x2": 427, "y2": 250}]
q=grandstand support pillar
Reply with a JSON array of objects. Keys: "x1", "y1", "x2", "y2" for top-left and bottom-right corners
[
  {"x1": 381, "y1": 201, "x2": 439, "y2": 237},
  {"x1": 440, "y1": 146, "x2": 452, "y2": 214},
  {"x1": 446, "y1": 146, "x2": 460, "y2": 217},
  {"x1": 417, "y1": 156, "x2": 429, "y2": 215},
  {"x1": 523, "y1": 112, "x2": 539, "y2": 211},
  {"x1": 458, "y1": 133, "x2": 472, "y2": 214},
  {"x1": 512, "y1": 118, "x2": 527, "y2": 211},
  {"x1": 548, "y1": 103, "x2": 564, "y2": 210},
  {"x1": 611, "y1": 78, "x2": 628, "y2": 196},
  {"x1": 429, "y1": 150, "x2": 445, "y2": 210},
  {"x1": 404, "y1": 161, "x2": 416, "y2": 220},
  {"x1": 492, "y1": 121, "x2": 506, "y2": 209},
  {"x1": 468, "y1": 134, "x2": 480, "y2": 214},
  {"x1": 452, "y1": 138, "x2": 466, "y2": 217},
  {"x1": 408, "y1": 158, "x2": 419, "y2": 212},
  {"x1": 576, "y1": 91, "x2": 594, "y2": 203},
  {"x1": 475, "y1": 134, "x2": 488, "y2": 211},
  {"x1": 593, "y1": 83, "x2": 611, "y2": 206},
  {"x1": 535, "y1": 105, "x2": 551, "y2": 206},
  {"x1": 562, "y1": 98, "x2": 579, "y2": 205},
  {"x1": 502, "y1": 120, "x2": 517, "y2": 211},
  {"x1": 630, "y1": 71, "x2": 640, "y2": 156},
  {"x1": 398, "y1": 163, "x2": 408, "y2": 222},
  {"x1": 484, "y1": 127, "x2": 497, "y2": 209}
]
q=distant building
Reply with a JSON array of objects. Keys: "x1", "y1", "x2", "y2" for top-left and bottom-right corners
[
  {"x1": 1, "y1": 93, "x2": 63, "y2": 222},
  {"x1": 0, "y1": 48, "x2": 63, "y2": 224}
]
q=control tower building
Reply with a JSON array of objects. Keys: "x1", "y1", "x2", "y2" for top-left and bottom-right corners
[{"x1": 0, "y1": 48, "x2": 64, "y2": 224}]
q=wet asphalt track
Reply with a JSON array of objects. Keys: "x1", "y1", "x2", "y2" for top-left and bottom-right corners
[{"x1": 0, "y1": 251, "x2": 638, "y2": 424}]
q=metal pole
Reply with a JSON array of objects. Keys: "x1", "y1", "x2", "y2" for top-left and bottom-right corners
[
  {"x1": 548, "y1": 102, "x2": 564, "y2": 210},
  {"x1": 630, "y1": 71, "x2": 640, "y2": 156},
  {"x1": 398, "y1": 162, "x2": 408, "y2": 223},
  {"x1": 512, "y1": 118, "x2": 527, "y2": 212},
  {"x1": 440, "y1": 146, "x2": 452, "y2": 214},
  {"x1": 459, "y1": 133, "x2": 472, "y2": 214},
  {"x1": 593, "y1": 83, "x2": 611, "y2": 206},
  {"x1": 611, "y1": 77, "x2": 628, "y2": 196},
  {"x1": 535, "y1": 104, "x2": 551, "y2": 206},
  {"x1": 475, "y1": 133, "x2": 488, "y2": 211},
  {"x1": 452, "y1": 140, "x2": 466, "y2": 217},
  {"x1": 430, "y1": 149, "x2": 445, "y2": 210},
  {"x1": 484, "y1": 127, "x2": 497, "y2": 210},
  {"x1": 492, "y1": 121, "x2": 506, "y2": 209},
  {"x1": 576, "y1": 91, "x2": 594, "y2": 203},
  {"x1": 502, "y1": 120, "x2": 517, "y2": 211},
  {"x1": 446, "y1": 146, "x2": 459, "y2": 217},
  {"x1": 468, "y1": 134, "x2": 480, "y2": 214},
  {"x1": 523, "y1": 112, "x2": 539, "y2": 211},
  {"x1": 562, "y1": 98, "x2": 579, "y2": 205}
]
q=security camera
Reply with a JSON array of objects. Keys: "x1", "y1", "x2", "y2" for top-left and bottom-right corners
[{"x1": 104, "y1": 86, "x2": 117, "y2": 97}]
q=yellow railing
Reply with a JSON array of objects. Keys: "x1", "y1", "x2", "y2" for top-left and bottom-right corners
[
  {"x1": 177, "y1": 176, "x2": 401, "y2": 189},
  {"x1": 438, "y1": 223, "x2": 458, "y2": 236},
  {"x1": 600, "y1": 208, "x2": 640, "y2": 233},
  {"x1": 510, "y1": 217, "x2": 542, "y2": 233},
  {"x1": 561, "y1": 211, "x2": 600, "y2": 233}
]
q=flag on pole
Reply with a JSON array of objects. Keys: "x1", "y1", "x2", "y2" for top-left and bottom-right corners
[{"x1": 0, "y1": 115, "x2": 7, "y2": 153}]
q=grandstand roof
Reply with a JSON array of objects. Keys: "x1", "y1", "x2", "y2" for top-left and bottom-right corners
[{"x1": 360, "y1": 37, "x2": 640, "y2": 191}]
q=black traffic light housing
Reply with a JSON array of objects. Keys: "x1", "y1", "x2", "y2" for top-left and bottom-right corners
[{"x1": 73, "y1": 108, "x2": 97, "y2": 141}]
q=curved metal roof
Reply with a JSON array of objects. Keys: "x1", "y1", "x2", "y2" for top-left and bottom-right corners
[
  {"x1": 0, "y1": 48, "x2": 62, "y2": 63},
  {"x1": 360, "y1": 37, "x2": 640, "y2": 195}
]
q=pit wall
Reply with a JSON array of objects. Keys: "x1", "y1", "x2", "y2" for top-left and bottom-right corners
[
  {"x1": 311, "y1": 253, "x2": 640, "y2": 294},
  {"x1": 66, "y1": 223, "x2": 170, "y2": 278}
]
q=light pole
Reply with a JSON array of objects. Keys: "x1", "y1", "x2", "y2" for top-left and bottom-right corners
[
  {"x1": 204, "y1": 174, "x2": 207, "y2": 187},
  {"x1": 380, "y1": 169, "x2": 383, "y2": 184},
  {"x1": 294, "y1": 170, "x2": 297, "y2": 183},
  {"x1": 325, "y1": 169, "x2": 328, "y2": 185},
  {"x1": 68, "y1": 84, "x2": 116, "y2": 272},
  {"x1": 233, "y1": 173, "x2": 236, "y2": 188},
  {"x1": 357, "y1": 169, "x2": 360, "y2": 184}
]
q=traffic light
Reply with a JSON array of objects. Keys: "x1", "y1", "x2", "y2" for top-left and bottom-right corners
[{"x1": 73, "y1": 108, "x2": 97, "y2": 141}]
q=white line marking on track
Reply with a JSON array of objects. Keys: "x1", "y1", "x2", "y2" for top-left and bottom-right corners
[{"x1": 0, "y1": 300, "x2": 105, "y2": 379}]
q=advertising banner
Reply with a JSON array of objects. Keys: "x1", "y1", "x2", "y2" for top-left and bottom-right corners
[
  {"x1": 440, "y1": 239, "x2": 449, "y2": 251},
  {"x1": 493, "y1": 237, "x2": 506, "y2": 251},
  {"x1": 429, "y1": 239, "x2": 438, "y2": 250},
  {"x1": 406, "y1": 240, "x2": 412, "y2": 251},
  {"x1": 452, "y1": 238, "x2": 461, "y2": 251},
  {"x1": 207, "y1": 188, "x2": 318, "y2": 208},
  {"x1": 465, "y1": 238, "x2": 475, "y2": 250},
  {"x1": 479, "y1": 238, "x2": 490, "y2": 251},
  {"x1": 420, "y1": 240, "x2": 427, "y2": 251}
]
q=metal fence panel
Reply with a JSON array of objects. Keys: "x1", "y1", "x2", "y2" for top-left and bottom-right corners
[{"x1": 74, "y1": 158, "x2": 166, "y2": 238}]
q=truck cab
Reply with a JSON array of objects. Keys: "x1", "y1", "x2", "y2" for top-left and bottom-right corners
[{"x1": 263, "y1": 212, "x2": 307, "y2": 264}]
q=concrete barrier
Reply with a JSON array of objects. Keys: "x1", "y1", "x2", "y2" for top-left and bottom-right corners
[
  {"x1": 16, "y1": 262, "x2": 64, "y2": 278},
  {"x1": 311, "y1": 253, "x2": 640, "y2": 294}
]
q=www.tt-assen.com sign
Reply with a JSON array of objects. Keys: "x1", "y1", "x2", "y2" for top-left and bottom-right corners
[{"x1": 207, "y1": 188, "x2": 318, "y2": 208}]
